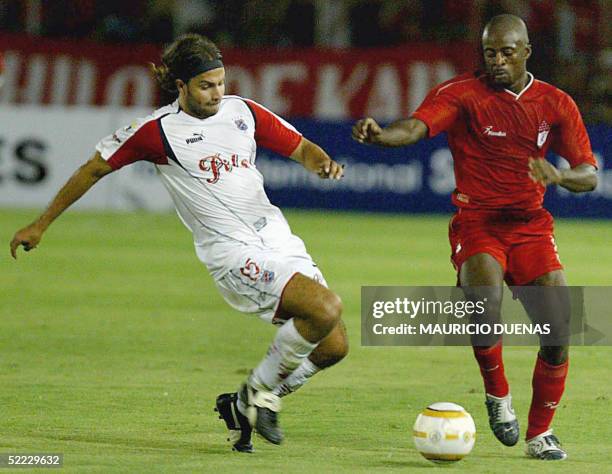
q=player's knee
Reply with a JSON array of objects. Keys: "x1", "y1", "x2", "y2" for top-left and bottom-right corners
[
  {"x1": 335, "y1": 335, "x2": 349, "y2": 361},
  {"x1": 318, "y1": 292, "x2": 343, "y2": 332},
  {"x1": 312, "y1": 336, "x2": 348, "y2": 369},
  {"x1": 464, "y1": 288, "x2": 502, "y2": 319},
  {"x1": 321, "y1": 345, "x2": 348, "y2": 368},
  {"x1": 330, "y1": 332, "x2": 349, "y2": 363}
]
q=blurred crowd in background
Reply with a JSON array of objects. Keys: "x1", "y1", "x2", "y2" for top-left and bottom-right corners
[{"x1": 1, "y1": 0, "x2": 610, "y2": 123}]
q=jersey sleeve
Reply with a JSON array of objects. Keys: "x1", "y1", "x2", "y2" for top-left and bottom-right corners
[
  {"x1": 411, "y1": 84, "x2": 463, "y2": 138},
  {"x1": 550, "y1": 92, "x2": 597, "y2": 168},
  {"x1": 242, "y1": 99, "x2": 302, "y2": 156},
  {"x1": 96, "y1": 118, "x2": 167, "y2": 170}
]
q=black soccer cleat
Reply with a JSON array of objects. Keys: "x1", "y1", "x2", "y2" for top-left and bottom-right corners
[
  {"x1": 485, "y1": 393, "x2": 520, "y2": 446},
  {"x1": 215, "y1": 392, "x2": 254, "y2": 453},
  {"x1": 239, "y1": 382, "x2": 284, "y2": 445}
]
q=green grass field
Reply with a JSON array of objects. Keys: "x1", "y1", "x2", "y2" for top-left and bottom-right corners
[{"x1": 1, "y1": 209, "x2": 611, "y2": 473}]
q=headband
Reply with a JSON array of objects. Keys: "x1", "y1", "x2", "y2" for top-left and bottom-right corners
[{"x1": 177, "y1": 58, "x2": 224, "y2": 82}]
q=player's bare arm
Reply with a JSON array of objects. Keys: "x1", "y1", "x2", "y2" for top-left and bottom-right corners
[
  {"x1": 528, "y1": 159, "x2": 597, "y2": 192},
  {"x1": 290, "y1": 137, "x2": 344, "y2": 180},
  {"x1": 10, "y1": 152, "x2": 114, "y2": 259},
  {"x1": 352, "y1": 117, "x2": 428, "y2": 147}
]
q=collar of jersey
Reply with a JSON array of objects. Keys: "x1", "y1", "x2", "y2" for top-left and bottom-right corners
[{"x1": 503, "y1": 72, "x2": 534, "y2": 101}]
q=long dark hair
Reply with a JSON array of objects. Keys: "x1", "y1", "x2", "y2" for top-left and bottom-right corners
[{"x1": 150, "y1": 34, "x2": 222, "y2": 102}]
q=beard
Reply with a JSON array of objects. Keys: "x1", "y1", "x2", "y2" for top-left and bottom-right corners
[{"x1": 185, "y1": 95, "x2": 220, "y2": 119}]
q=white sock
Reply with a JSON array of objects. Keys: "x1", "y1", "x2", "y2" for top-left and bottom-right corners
[
  {"x1": 250, "y1": 319, "x2": 318, "y2": 391},
  {"x1": 272, "y1": 358, "x2": 321, "y2": 397}
]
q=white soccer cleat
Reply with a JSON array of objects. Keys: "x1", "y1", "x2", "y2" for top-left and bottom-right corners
[
  {"x1": 485, "y1": 393, "x2": 519, "y2": 446},
  {"x1": 526, "y1": 430, "x2": 567, "y2": 460}
]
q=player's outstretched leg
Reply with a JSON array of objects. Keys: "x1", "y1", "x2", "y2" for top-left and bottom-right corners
[
  {"x1": 462, "y1": 253, "x2": 519, "y2": 447},
  {"x1": 273, "y1": 320, "x2": 348, "y2": 397},
  {"x1": 214, "y1": 392, "x2": 254, "y2": 453},
  {"x1": 238, "y1": 274, "x2": 343, "y2": 445}
]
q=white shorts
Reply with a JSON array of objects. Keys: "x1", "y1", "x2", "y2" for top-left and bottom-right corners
[{"x1": 214, "y1": 248, "x2": 327, "y2": 324}]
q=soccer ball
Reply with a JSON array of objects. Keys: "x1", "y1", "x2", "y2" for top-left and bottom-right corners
[{"x1": 413, "y1": 402, "x2": 476, "y2": 463}]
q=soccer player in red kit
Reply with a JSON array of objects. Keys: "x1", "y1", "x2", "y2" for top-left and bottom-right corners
[{"x1": 353, "y1": 14, "x2": 597, "y2": 460}]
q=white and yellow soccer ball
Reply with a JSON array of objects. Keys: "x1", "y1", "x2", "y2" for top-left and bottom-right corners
[{"x1": 413, "y1": 402, "x2": 476, "y2": 463}]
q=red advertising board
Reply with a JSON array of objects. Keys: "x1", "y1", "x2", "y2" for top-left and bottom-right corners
[{"x1": 0, "y1": 33, "x2": 478, "y2": 119}]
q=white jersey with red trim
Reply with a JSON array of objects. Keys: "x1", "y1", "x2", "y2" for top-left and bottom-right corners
[{"x1": 96, "y1": 95, "x2": 308, "y2": 279}]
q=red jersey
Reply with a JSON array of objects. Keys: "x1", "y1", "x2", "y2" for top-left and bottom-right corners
[{"x1": 412, "y1": 72, "x2": 596, "y2": 210}]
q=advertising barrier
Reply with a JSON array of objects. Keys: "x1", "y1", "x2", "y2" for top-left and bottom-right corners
[
  {"x1": 0, "y1": 33, "x2": 476, "y2": 120},
  {"x1": 0, "y1": 107, "x2": 609, "y2": 217}
]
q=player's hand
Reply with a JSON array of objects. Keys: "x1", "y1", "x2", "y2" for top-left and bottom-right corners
[
  {"x1": 10, "y1": 224, "x2": 44, "y2": 259},
  {"x1": 528, "y1": 158, "x2": 563, "y2": 186},
  {"x1": 317, "y1": 158, "x2": 345, "y2": 180},
  {"x1": 352, "y1": 118, "x2": 383, "y2": 144}
]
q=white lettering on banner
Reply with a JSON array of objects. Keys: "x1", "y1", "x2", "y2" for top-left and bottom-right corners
[
  {"x1": 0, "y1": 52, "x2": 98, "y2": 106},
  {"x1": 24, "y1": 54, "x2": 47, "y2": 104},
  {"x1": 225, "y1": 65, "x2": 257, "y2": 100},
  {"x1": 557, "y1": 152, "x2": 612, "y2": 199},
  {"x1": 260, "y1": 63, "x2": 308, "y2": 115},
  {"x1": 314, "y1": 64, "x2": 369, "y2": 119},
  {"x1": 105, "y1": 66, "x2": 156, "y2": 106},
  {"x1": 408, "y1": 62, "x2": 430, "y2": 114},
  {"x1": 428, "y1": 148, "x2": 456, "y2": 194},
  {"x1": 0, "y1": 52, "x2": 20, "y2": 103},
  {"x1": 364, "y1": 64, "x2": 401, "y2": 120},
  {"x1": 74, "y1": 60, "x2": 96, "y2": 105},
  {"x1": 258, "y1": 156, "x2": 422, "y2": 194},
  {"x1": 433, "y1": 62, "x2": 456, "y2": 86},
  {"x1": 50, "y1": 55, "x2": 71, "y2": 105},
  {"x1": 0, "y1": 39, "x2": 462, "y2": 114}
]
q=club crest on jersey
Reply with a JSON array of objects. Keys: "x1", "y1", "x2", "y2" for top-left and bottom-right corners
[
  {"x1": 537, "y1": 120, "x2": 551, "y2": 148},
  {"x1": 234, "y1": 118, "x2": 248, "y2": 131},
  {"x1": 262, "y1": 270, "x2": 275, "y2": 283}
]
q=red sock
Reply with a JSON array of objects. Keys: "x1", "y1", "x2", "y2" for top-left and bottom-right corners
[
  {"x1": 473, "y1": 341, "x2": 509, "y2": 397},
  {"x1": 526, "y1": 355, "x2": 569, "y2": 440}
]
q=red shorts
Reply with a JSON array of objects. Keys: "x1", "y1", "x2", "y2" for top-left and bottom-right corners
[{"x1": 448, "y1": 208, "x2": 563, "y2": 285}]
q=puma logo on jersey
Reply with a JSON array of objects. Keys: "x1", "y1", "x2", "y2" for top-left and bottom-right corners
[
  {"x1": 185, "y1": 132, "x2": 205, "y2": 144},
  {"x1": 483, "y1": 125, "x2": 507, "y2": 137}
]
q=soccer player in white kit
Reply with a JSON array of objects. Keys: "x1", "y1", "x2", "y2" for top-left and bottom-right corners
[{"x1": 10, "y1": 34, "x2": 349, "y2": 452}]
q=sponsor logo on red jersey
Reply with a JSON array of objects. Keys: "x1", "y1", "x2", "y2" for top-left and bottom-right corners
[{"x1": 483, "y1": 125, "x2": 507, "y2": 137}]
